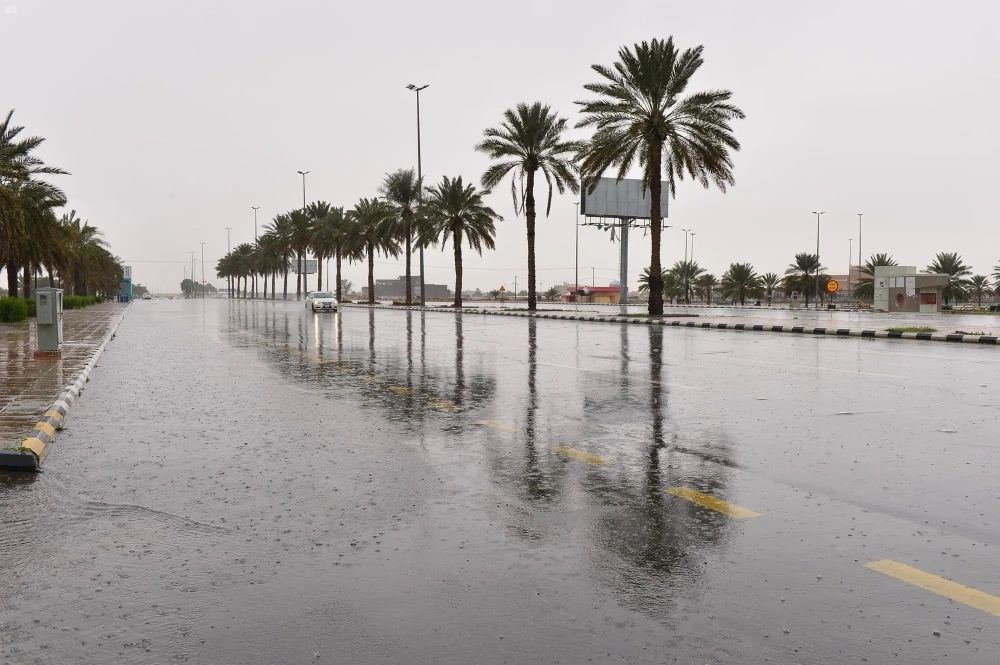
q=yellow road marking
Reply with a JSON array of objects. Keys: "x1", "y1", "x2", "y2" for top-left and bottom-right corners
[
  {"x1": 865, "y1": 560, "x2": 1000, "y2": 617},
  {"x1": 477, "y1": 419, "x2": 519, "y2": 433},
  {"x1": 428, "y1": 399, "x2": 456, "y2": 412},
  {"x1": 44, "y1": 410, "x2": 64, "y2": 424},
  {"x1": 35, "y1": 422, "x2": 56, "y2": 438},
  {"x1": 664, "y1": 487, "x2": 760, "y2": 518},
  {"x1": 554, "y1": 446, "x2": 607, "y2": 466},
  {"x1": 389, "y1": 385, "x2": 413, "y2": 395}
]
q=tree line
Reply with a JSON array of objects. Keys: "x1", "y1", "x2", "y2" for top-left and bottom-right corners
[
  {"x1": 1, "y1": 110, "x2": 123, "y2": 300},
  {"x1": 638, "y1": 251, "x2": 1000, "y2": 307},
  {"x1": 218, "y1": 37, "x2": 743, "y2": 314}
]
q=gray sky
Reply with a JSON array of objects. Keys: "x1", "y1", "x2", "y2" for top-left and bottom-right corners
[{"x1": 4, "y1": 0, "x2": 998, "y2": 294}]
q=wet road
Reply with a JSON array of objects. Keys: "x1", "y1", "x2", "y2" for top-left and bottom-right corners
[{"x1": 2, "y1": 299, "x2": 998, "y2": 664}]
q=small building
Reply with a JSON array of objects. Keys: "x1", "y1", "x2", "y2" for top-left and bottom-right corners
[
  {"x1": 563, "y1": 286, "x2": 621, "y2": 305},
  {"x1": 361, "y1": 275, "x2": 451, "y2": 301},
  {"x1": 873, "y1": 266, "x2": 949, "y2": 313}
]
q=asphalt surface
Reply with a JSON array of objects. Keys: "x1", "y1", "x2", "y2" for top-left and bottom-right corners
[{"x1": 1, "y1": 298, "x2": 998, "y2": 664}]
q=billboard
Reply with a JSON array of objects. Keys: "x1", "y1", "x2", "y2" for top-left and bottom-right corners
[
  {"x1": 581, "y1": 177, "x2": 669, "y2": 220},
  {"x1": 293, "y1": 259, "x2": 318, "y2": 275}
]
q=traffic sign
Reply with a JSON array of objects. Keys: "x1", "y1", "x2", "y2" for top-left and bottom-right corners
[
  {"x1": 499, "y1": 284, "x2": 507, "y2": 292},
  {"x1": 826, "y1": 279, "x2": 839, "y2": 294}
]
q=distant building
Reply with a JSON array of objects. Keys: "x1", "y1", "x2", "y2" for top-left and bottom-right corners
[
  {"x1": 873, "y1": 266, "x2": 949, "y2": 312},
  {"x1": 361, "y1": 275, "x2": 451, "y2": 300},
  {"x1": 562, "y1": 286, "x2": 621, "y2": 305}
]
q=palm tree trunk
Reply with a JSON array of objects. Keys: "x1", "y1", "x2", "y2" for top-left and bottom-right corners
[
  {"x1": 271, "y1": 272, "x2": 275, "y2": 300},
  {"x1": 296, "y1": 252, "x2": 302, "y2": 299},
  {"x1": 367, "y1": 243, "x2": 375, "y2": 305},
  {"x1": 453, "y1": 227, "x2": 463, "y2": 308},
  {"x1": 335, "y1": 249, "x2": 342, "y2": 302},
  {"x1": 283, "y1": 267, "x2": 288, "y2": 300},
  {"x1": 317, "y1": 253, "x2": 324, "y2": 291},
  {"x1": 648, "y1": 142, "x2": 664, "y2": 315},
  {"x1": 405, "y1": 224, "x2": 412, "y2": 305},
  {"x1": 23, "y1": 266, "x2": 31, "y2": 299},
  {"x1": 526, "y1": 169, "x2": 537, "y2": 311},
  {"x1": 5, "y1": 262, "x2": 18, "y2": 297}
]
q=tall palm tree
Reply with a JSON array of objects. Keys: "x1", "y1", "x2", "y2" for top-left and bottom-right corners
[
  {"x1": 668, "y1": 259, "x2": 704, "y2": 303},
  {"x1": 304, "y1": 201, "x2": 334, "y2": 291},
  {"x1": 721, "y1": 262, "x2": 761, "y2": 305},
  {"x1": 760, "y1": 272, "x2": 780, "y2": 305},
  {"x1": 970, "y1": 275, "x2": 990, "y2": 308},
  {"x1": 855, "y1": 252, "x2": 897, "y2": 301},
  {"x1": 576, "y1": 38, "x2": 744, "y2": 315},
  {"x1": 476, "y1": 102, "x2": 583, "y2": 311},
  {"x1": 263, "y1": 214, "x2": 294, "y2": 299},
  {"x1": 288, "y1": 209, "x2": 313, "y2": 299},
  {"x1": 993, "y1": 262, "x2": 1000, "y2": 292},
  {"x1": 421, "y1": 176, "x2": 502, "y2": 308},
  {"x1": 348, "y1": 198, "x2": 398, "y2": 304},
  {"x1": 379, "y1": 169, "x2": 422, "y2": 304},
  {"x1": 638, "y1": 266, "x2": 679, "y2": 303},
  {"x1": 785, "y1": 253, "x2": 824, "y2": 307},
  {"x1": 694, "y1": 273, "x2": 717, "y2": 304},
  {"x1": 927, "y1": 252, "x2": 972, "y2": 305},
  {"x1": 60, "y1": 211, "x2": 109, "y2": 296}
]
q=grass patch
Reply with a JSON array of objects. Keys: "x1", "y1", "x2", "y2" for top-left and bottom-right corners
[{"x1": 885, "y1": 326, "x2": 937, "y2": 334}]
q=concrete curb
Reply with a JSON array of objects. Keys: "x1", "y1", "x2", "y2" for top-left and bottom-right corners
[
  {"x1": 0, "y1": 306, "x2": 129, "y2": 471},
  {"x1": 341, "y1": 303, "x2": 999, "y2": 347}
]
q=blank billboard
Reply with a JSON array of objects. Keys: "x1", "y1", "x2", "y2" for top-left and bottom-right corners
[
  {"x1": 293, "y1": 259, "x2": 318, "y2": 275},
  {"x1": 581, "y1": 177, "x2": 669, "y2": 220}
]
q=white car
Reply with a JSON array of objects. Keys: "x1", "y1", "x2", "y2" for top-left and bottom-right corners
[
  {"x1": 142, "y1": 293, "x2": 152, "y2": 300},
  {"x1": 305, "y1": 291, "x2": 338, "y2": 312}
]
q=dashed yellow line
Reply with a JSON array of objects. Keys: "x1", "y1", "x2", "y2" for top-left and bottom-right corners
[
  {"x1": 866, "y1": 560, "x2": 1000, "y2": 617},
  {"x1": 555, "y1": 446, "x2": 608, "y2": 466},
  {"x1": 664, "y1": 487, "x2": 760, "y2": 518},
  {"x1": 477, "y1": 419, "x2": 519, "y2": 433}
]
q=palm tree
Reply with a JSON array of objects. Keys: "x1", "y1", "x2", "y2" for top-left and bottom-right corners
[
  {"x1": 304, "y1": 201, "x2": 335, "y2": 292},
  {"x1": 379, "y1": 169, "x2": 422, "y2": 304},
  {"x1": 263, "y1": 214, "x2": 294, "y2": 300},
  {"x1": 970, "y1": 275, "x2": 990, "y2": 307},
  {"x1": 927, "y1": 252, "x2": 972, "y2": 305},
  {"x1": 993, "y1": 262, "x2": 1000, "y2": 292},
  {"x1": 855, "y1": 252, "x2": 897, "y2": 302},
  {"x1": 576, "y1": 38, "x2": 744, "y2": 315},
  {"x1": 668, "y1": 260, "x2": 704, "y2": 303},
  {"x1": 348, "y1": 198, "x2": 398, "y2": 304},
  {"x1": 638, "y1": 266, "x2": 679, "y2": 304},
  {"x1": 288, "y1": 209, "x2": 313, "y2": 299},
  {"x1": 60, "y1": 212, "x2": 109, "y2": 296},
  {"x1": 760, "y1": 272, "x2": 780, "y2": 305},
  {"x1": 421, "y1": 176, "x2": 502, "y2": 308},
  {"x1": 721, "y1": 262, "x2": 761, "y2": 305},
  {"x1": 785, "y1": 253, "x2": 824, "y2": 307},
  {"x1": 476, "y1": 102, "x2": 583, "y2": 312},
  {"x1": 694, "y1": 273, "x2": 717, "y2": 304}
]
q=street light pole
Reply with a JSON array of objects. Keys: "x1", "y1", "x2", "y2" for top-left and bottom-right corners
[
  {"x1": 857, "y1": 212, "x2": 863, "y2": 295},
  {"x1": 406, "y1": 83, "x2": 430, "y2": 305},
  {"x1": 574, "y1": 202, "x2": 580, "y2": 298},
  {"x1": 848, "y1": 238, "x2": 853, "y2": 304},
  {"x1": 812, "y1": 211, "x2": 826, "y2": 308},
  {"x1": 690, "y1": 232, "x2": 696, "y2": 262},
  {"x1": 251, "y1": 206, "x2": 260, "y2": 242},
  {"x1": 296, "y1": 171, "x2": 310, "y2": 296},
  {"x1": 225, "y1": 227, "x2": 232, "y2": 299},
  {"x1": 200, "y1": 243, "x2": 205, "y2": 298}
]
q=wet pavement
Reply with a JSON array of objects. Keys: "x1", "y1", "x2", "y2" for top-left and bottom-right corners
[
  {"x1": 1, "y1": 298, "x2": 998, "y2": 664},
  {"x1": 1, "y1": 303, "x2": 128, "y2": 451}
]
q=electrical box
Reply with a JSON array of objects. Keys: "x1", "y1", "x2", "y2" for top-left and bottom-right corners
[{"x1": 35, "y1": 287, "x2": 64, "y2": 352}]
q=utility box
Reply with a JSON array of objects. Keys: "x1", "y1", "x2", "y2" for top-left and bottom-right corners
[{"x1": 35, "y1": 287, "x2": 64, "y2": 352}]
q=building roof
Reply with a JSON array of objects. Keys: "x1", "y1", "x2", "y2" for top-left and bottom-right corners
[{"x1": 566, "y1": 286, "x2": 620, "y2": 294}]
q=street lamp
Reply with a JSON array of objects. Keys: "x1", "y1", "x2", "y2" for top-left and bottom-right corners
[
  {"x1": 200, "y1": 242, "x2": 205, "y2": 299},
  {"x1": 812, "y1": 211, "x2": 826, "y2": 308},
  {"x1": 857, "y1": 212, "x2": 864, "y2": 299},
  {"x1": 681, "y1": 228, "x2": 692, "y2": 303},
  {"x1": 251, "y1": 206, "x2": 260, "y2": 241},
  {"x1": 574, "y1": 201, "x2": 580, "y2": 297},
  {"x1": 406, "y1": 83, "x2": 429, "y2": 305},
  {"x1": 690, "y1": 232, "x2": 696, "y2": 262}
]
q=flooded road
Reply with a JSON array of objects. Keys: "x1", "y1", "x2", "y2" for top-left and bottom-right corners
[{"x1": 2, "y1": 299, "x2": 998, "y2": 664}]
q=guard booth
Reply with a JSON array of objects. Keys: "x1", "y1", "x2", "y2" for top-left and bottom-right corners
[
  {"x1": 35, "y1": 287, "x2": 64, "y2": 353},
  {"x1": 873, "y1": 266, "x2": 949, "y2": 313}
]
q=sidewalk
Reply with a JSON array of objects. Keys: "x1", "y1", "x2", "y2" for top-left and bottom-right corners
[{"x1": 0, "y1": 302, "x2": 128, "y2": 469}]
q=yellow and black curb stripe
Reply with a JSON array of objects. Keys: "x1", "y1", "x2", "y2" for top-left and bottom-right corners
[
  {"x1": 0, "y1": 308, "x2": 128, "y2": 471},
  {"x1": 341, "y1": 304, "x2": 998, "y2": 346}
]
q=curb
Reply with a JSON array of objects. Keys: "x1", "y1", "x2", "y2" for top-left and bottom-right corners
[
  {"x1": 0, "y1": 306, "x2": 129, "y2": 471},
  {"x1": 341, "y1": 303, "x2": 999, "y2": 347}
]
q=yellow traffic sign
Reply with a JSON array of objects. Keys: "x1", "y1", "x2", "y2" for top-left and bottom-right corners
[{"x1": 826, "y1": 279, "x2": 839, "y2": 294}]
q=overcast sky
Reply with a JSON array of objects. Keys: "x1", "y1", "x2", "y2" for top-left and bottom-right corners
[{"x1": 4, "y1": 0, "x2": 998, "y2": 293}]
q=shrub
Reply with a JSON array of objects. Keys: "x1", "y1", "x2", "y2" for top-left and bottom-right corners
[
  {"x1": 0, "y1": 297, "x2": 29, "y2": 322},
  {"x1": 25, "y1": 298, "x2": 36, "y2": 318},
  {"x1": 63, "y1": 295, "x2": 99, "y2": 310}
]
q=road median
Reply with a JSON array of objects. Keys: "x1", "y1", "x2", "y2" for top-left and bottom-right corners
[{"x1": 341, "y1": 303, "x2": 999, "y2": 346}]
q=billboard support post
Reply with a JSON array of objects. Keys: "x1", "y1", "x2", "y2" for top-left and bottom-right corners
[{"x1": 619, "y1": 218, "x2": 629, "y2": 313}]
